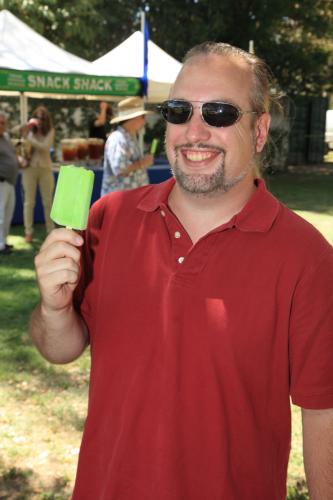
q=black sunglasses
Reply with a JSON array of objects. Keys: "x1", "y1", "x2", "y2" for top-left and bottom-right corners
[{"x1": 158, "y1": 99, "x2": 260, "y2": 128}]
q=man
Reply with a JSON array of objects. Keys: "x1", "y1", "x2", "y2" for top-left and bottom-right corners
[
  {"x1": 29, "y1": 42, "x2": 333, "y2": 499},
  {"x1": 0, "y1": 112, "x2": 19, "y2": 255},
  {"x1": 100, "y1": 96, "x2": 154, "y2": 195}
]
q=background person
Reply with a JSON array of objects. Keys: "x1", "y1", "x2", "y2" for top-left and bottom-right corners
[
  {"x1": 0, "y1": 112, "x2": 19, "y2": 255},
  {"x1": 21, "y1": 105, "x2": 55, "y2": 243},
  {"x1": 29, "y1": 42, "x2": 333, "y2": 499},
  {"x1": 88, "y1": 101, "x2": 113, "y2": 142},
  {"x1": 100, "y1": 97, "x2": 154, "y2": 195}
]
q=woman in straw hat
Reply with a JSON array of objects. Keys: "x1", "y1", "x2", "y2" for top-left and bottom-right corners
[{"x1": 101, "y1": 97, "x2": 154, "y2": 195}]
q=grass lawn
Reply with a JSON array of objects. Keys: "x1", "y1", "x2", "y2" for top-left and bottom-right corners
[{"x1": 0, "y1": 167, "x2": 332, "y2": 498}]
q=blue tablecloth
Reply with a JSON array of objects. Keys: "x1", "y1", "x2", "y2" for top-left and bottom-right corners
[{"x1": 12, "y1": 163, "x2": 172, "y2": 225}]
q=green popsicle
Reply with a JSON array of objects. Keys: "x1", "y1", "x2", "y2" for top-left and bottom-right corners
[
  {"x1": 50, "y1": 165, "x2": 95, "y2": 230},
  {"x1": 150, "y1": 138, "x2": 159, "y2": 154}
]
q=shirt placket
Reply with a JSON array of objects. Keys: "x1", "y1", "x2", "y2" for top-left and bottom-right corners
[
  {"x1": 159, "y1": 205, "x2": 192, "y2": 268},
  {"x1": 158, "y1": 204, "x2": 225, "y2": 289}
]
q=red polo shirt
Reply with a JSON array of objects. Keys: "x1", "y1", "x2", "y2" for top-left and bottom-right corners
[{"x1": 73, "y1": 178, "x2": 333, "y2": 500}]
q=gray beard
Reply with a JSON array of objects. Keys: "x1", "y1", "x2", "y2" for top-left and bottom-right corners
[{"x1": 170, "y1": 146, "x2": 253, "y2": 196}]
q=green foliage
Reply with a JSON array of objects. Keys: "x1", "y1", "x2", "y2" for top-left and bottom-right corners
[
  {"x1": 287, "y1": 479, "x2": 309, "y2": 499},
  {"x1": 0, "y1": 465, "x2": 70, "y2": 499},
  {"x1": 90, "y1": 0, "x2": 143, "y2": 56},
  {"x1": 1, "y1": 0, "x2": 332, "y2": 96},
  {"x1": 0, "y1": 0, "x2": 102, "y2": 60},
  {"x1": 145, "y1": 0, "x2": 333, "y2": 95}
]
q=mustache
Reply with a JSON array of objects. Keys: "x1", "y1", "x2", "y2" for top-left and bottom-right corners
[{"x1": 174, "y1": 143, "x2": 225, "y2": 154}]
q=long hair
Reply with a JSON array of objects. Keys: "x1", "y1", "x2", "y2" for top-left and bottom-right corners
[{"x1": 32, "y1": 106, "x2": 53, "y2": 136}]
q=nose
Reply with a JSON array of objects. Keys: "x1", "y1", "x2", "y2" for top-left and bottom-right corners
[{"x1": 185, "y1": 106, "x2": 211, "y2": 143}]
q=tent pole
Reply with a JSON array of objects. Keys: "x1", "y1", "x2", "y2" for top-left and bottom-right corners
[
  {"x1": 139, "y1": 10, "x2": 146, "y2": 155},
  {"x1": 140, "y1": 9, "x2": 145, "y2": 33},
  {"x1": 19, "y1": 93, "x2": 28, "y2": 124}
]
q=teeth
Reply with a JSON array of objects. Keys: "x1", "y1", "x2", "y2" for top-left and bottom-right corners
[{"x1": 185, "y1": 151, "x2": 213, "y2": 162}]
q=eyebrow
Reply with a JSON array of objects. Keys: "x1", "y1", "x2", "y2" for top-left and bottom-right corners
[{"x1": 171, "y1": 97, "x2": 243, "y2": 107}]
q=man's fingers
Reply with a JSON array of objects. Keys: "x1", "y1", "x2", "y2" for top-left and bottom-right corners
[
  {"x1": 37, "y1": 256, "x2": 80, "y2": 282},
  {"x1": 40, "y1": 267, "x2": 80, "y2": 291},
  {"x1": 39, "y1": 228, "x2": 83, "y2": 253},
  {"x1": 36, "y1": 240, "x2": 82, "y2": 269}
]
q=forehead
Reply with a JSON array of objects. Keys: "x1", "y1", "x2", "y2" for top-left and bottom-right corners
[{"x1": 171, "y1": 54, "x2": 253, "y2": 106}]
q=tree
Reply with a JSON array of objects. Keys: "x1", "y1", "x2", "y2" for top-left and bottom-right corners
[
  {"x1": 0, "y1": 0, "x2": 103, "y2": 60},
  {"x1": 1, "y1": 0, "x2": 332, "y2": 94},
  {"x1": 142, "y1": 0, "x2": 333, "y2": 95}
]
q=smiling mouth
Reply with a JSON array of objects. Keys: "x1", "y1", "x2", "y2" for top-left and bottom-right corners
[{"x1": 182, "y1": 149, "x2": 221, "y2": 163}]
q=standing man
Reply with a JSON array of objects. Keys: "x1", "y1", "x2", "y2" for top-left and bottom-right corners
[
  {"x1": 0, "y1": 112, "x2": 19, "y2": 255},
  {"x1": 100, "y1": 96, "x2": 154, "y2": 195},
  {"x1": 29, "y1": 42, "x2": 333, "y2": 499}
]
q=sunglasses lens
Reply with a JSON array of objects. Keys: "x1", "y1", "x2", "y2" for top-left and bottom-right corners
[
  {"x1": 202, "y1": 102, "x2": 240, "y2": 127},
  {"x1": 160, "y1": 100, "x2": 192, "y2": 124}
]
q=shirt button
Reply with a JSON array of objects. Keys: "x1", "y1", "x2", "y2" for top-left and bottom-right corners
[
  {"x1": 174, "y1": 231, "x2": 181, "y2": 239},
  {"x1": 178, "y1": 256, "x2": 185, "y2": 264},
  {"x1": 160, "y1": 210, "x2": 166, "y2": 217}
]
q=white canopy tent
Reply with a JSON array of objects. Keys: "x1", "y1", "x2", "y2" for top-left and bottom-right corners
[
  {"x1": 0, "y1": 10, "x2": 142, "y2": 122},
  {"x1": 92, "y1": 31, "x2": 182, "y2": 103},
  {"x1": 0, "y1": 9, "x2": 93, "y2": 74}
]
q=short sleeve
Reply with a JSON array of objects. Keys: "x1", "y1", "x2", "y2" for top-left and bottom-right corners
[
  {"x1": 290, "y1": 246, "x2": 333, "y2": 409},
  {"x1": 108, "y1": 131, "x2": 129, "y2": 176}
]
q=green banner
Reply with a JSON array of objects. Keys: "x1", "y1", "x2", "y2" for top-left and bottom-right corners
[{"x1": 0, "y1": 68, "x2": 142, "y2": 96}]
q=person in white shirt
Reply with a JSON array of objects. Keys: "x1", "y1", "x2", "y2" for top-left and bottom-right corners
[{"x1": 0, "y1": 112, "x2": 19, "y2": 255}]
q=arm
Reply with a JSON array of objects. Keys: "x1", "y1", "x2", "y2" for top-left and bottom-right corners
[
  {"x1": 302, "y1": 408, "x2": 333, "y2": 500},
  {"x1": 94, "y1": 101, "x2": 109, "y2": 126},
  {"x1": 121, "y1": 153, "x2": 154, "y2": 176},
  {"x1": 106, "y1": 131, "x2": 154, "y2": 177},
  {"x1": 29, "y1": 228, "x2": 89, "y2": 364},
  {"x1": 26, "y1": 128, "x2": 54, "y2": 152}
]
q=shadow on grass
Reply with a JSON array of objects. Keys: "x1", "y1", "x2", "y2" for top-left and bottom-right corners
[
  {"x1": 265, "y1": 169, "x2": 333, "y2": 215},
  {"x1": 287, "y1": 479, "x2": 309, "y2": 499},
  {"x1": 0, "y1": 326, "x2": 89, "y2": 394},
  {"x1": 0, "y1": 224, "x2": 89, "y2": 391},
  {"x1": 0, "y1": 466, "x2": 309, "y2": 500},
  {"x1": 0, "y1": 465, "x2": 70, "y2": 499}
]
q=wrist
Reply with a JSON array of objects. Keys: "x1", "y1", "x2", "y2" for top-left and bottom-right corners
[{"x1": 40, "y1": 301, "x2": 73, "y2": 318}]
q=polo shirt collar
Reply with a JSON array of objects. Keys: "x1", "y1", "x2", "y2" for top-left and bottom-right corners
[
  {"x1": 138, "y1": 177, "x2": 280, "y2": 234},
  {"x1": 229, "y1": 179, "x2": 280, "y2": 232}
]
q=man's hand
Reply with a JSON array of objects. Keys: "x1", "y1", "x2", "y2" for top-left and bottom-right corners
[
  {"x1": 141, "y1": 154, "x2": 154, "y2": 169},
  {"x1": 99, "y1": 101, "x2": 109, "y2": 113},
  {"x1": 35, "y1": 228, "x2": 84, "y2": 314},
  {"x1": 29, "y1": 228, "x2": 88, "y2": 364}
]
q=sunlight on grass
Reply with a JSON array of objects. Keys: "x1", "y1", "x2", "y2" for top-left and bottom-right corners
[
  {"x1": 324, "y1": 151, "x2": 333, "y2": 163},
  {"x1": 0, "y1": 268, "x2": 36, "y2": 280},
  {"x1": 0, "y1": 359, "x2": 88, "y2": 498},
  {"x1": 288, "y1": 405, "x2": 304, "y2": 482},
  {"x1": 295, "y1": 210, "x2": 333, "y2": 244}
]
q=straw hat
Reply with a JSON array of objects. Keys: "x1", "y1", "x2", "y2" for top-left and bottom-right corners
[{"x1": 110, "y1": 97, "x2": 152, "y2": 124}]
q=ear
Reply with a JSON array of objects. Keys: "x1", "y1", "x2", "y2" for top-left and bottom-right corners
[{"x1": 255, "y1": 113, "x2": 271, "y2": 153}]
